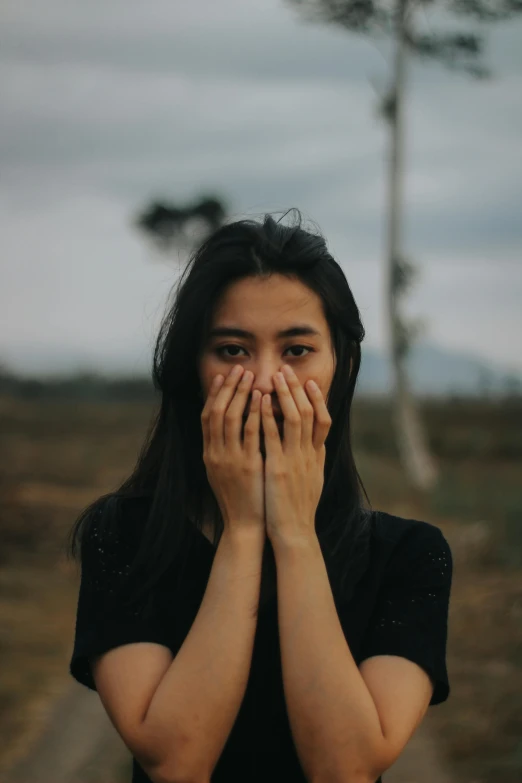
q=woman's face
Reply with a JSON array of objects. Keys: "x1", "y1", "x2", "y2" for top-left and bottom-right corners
[{"x1": 198, "y1": 274, "x2": 337, "y2": 437}]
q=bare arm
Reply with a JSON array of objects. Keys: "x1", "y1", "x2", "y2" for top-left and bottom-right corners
[
  {"x1": 94, "y1": 364, "x2": 266, "y2": 782},
  {"x1": 93, "y1": 527, "x2": 264, "y2": 783},
  {"x1": 273, "y1": 535, "x2": 432, "y2": 783}
]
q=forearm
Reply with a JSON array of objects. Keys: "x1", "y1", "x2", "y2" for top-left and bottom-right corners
[
  {"x1": 274, "y1": 535, "x2": 385, "y2": 783},
  {"x1": 141, "y1": 527, "x2": 264, "y2": 783}
]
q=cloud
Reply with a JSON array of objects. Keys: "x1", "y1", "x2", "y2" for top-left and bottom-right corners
[{"x1": 1, "y1": 0, "x2": 521, "y2": 374}]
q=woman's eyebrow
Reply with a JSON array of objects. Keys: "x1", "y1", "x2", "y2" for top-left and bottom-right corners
[{"x1": 208, "y1": 325, "x2": 322, "y2": 340}]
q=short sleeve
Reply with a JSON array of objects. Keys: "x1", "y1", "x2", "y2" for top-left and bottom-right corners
[
  {"x1": 359, "y1": 523, "x2": 453, "y2": 706},
  {"x1": 69, "y1": 502, "x2": 174, "y2": 691}
]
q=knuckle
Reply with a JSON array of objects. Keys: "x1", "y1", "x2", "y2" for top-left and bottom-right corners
[
  {"x1": 271, "y1": 463, "x2": 287, "y2": 479},
  {"x1": 224, "y1": 455, "x2": 236, "y2": 472},
  {"x1": 241, "y1": 461, "x2": 256, "y2": 477},
  {"x1": 208, "y1": 449, "x2": 220, "y2": 464}
]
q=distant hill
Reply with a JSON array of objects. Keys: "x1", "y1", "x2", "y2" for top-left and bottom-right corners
[
  {"x1": 358, "y1": 341, "x2": 522, "y2": 397},
  {"x1": 1, "y1": 340, "x2": 521, "y2": 399}
]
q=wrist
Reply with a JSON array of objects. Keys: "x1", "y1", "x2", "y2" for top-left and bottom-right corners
[
  {"x1": 222, "y1": 524, "x2": 266, "y2": 547},
  {"x1": 268, "y1": 528, "x2": 320, "y2": 557}
]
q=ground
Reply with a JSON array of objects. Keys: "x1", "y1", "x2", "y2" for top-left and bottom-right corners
[{"x1": 0, "y1": 395, "x2": 520, "y2": 782}]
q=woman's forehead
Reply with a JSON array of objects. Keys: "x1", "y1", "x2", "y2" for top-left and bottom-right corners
[{"x1": 211, "y1": 275, "x2": 327, "y2": 331}]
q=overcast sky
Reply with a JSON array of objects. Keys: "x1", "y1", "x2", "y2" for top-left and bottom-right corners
[{"x1": 2, "y1": 0, "x2": 521, "y2": 377}]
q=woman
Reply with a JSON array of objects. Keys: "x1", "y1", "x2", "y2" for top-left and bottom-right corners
[{"x1": 68, "y1": 209, "x2": 452, "y2": 783}]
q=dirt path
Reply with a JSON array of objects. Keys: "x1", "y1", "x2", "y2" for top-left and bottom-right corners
[
  {"x1": 4, "y1": 681, "x2": 454, "y2": 783},
  {"x1": 385, "y1": 714, "x2": 455, "y2": 782},
  {"x1": 4, "y1": 682, "x2": 129, "y2": 783}
]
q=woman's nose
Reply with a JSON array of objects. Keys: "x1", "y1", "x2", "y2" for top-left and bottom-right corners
[
  {"x1": 250, "y1": 365, "x2": 281, "y2": 396},
  {"x1": 244, "y1": 366, "x2": 283, "y2": 415}
]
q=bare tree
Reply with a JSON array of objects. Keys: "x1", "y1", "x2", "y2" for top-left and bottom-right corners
[
  {"x1": 135, "y1": 194, "x2": 228, "y2": 253},
  {"x1": 285, "y1": 0, "x2": 521, "y2": 490}
]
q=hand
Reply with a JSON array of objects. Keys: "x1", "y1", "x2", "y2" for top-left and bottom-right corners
[
  {"x1": 201, "y1": 365, "x2": 265, "y2": 537},
  {"x1": 260, "y1": 364, "x2": 332, "y2": 548}
]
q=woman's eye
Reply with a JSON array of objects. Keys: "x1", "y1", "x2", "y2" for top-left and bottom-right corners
[
  {"x1": 216, "y1": 345, "x2": 245, "y2": 358},
  {"x1": 216, "y1": 345, "x2": 312, "y2": 359},
  {"x1": 286, "y1": 345, "x2": 311, "y2": 358}
]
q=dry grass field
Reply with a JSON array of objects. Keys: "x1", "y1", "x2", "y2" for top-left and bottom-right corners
[{"x1": 0, "y1": 392, "x2": 521, "y2": 782}]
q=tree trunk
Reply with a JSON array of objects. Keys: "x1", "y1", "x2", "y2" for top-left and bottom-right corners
[{"x1": 385, "y1": 0, "x2": 438, "y2": 491}]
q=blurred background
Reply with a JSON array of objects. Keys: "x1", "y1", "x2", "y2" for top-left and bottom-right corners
[{"x1": 1, "y1": 1, "x2": 521, "y2": 782}]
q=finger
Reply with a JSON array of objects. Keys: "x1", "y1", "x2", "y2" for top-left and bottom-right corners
[
  {"x1": 201, "y1": 373, "x2": 224, "y2": 451},
  {"x1": 273, "y1": 371, "x2": 301, "y2": 451},
  {"x1": 261, "y1": 394, "x2": 283, "y2": 456},
  {"x1": 243, "y1": 388, "x2": 261, "y2": 456},
  {"x1": 305, "y1": 379, "x2": 332, "y2": 450},
  {"x1": 277, "y1": 367, "x2": 314, "y2": 449},
  {"x1": 209, "y1": 365, "x2": 244, "y2": 449},
  {"x1": 224, "y1": 369, "x2": 253, "y2": 447}
]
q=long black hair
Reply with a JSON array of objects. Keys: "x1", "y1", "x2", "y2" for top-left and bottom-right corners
[{"x1": 67, "y1": 209, "x2": 373, "y2": 614}]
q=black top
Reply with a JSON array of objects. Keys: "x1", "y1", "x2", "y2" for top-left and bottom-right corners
[{"x1": 69, "y1": 498, "x2": 453, "y2": 783}]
